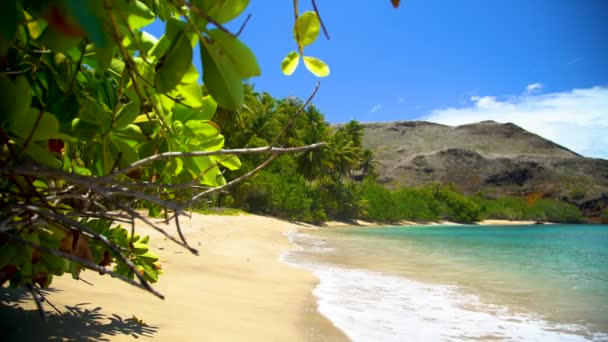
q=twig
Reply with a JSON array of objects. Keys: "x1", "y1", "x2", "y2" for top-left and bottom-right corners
[
  {"x1": 15, "y1": 108, "x2": 45, "y2": 157},
  {"x1": 100, "y1": 143, "x2": 325, "y2": 179},
  {"x1": 66, "y1": 42, "x2": 87, "y2": 96},
  {"x1": 183, "y1": 154, "x2": 278, "y2": 208},
  {"x1": 79, "y1": 277, "x2": 93, "y2": 286},
  {"x1": 174, "y1": 215, "x2": 195, "y2": 253},
  {"x1": 177, "y1": 0, "x2": 236, "y2": 37},
  {"x1": 236, "y1": 14, "x2": 252, "y2": 36},
  {"x1": 34, "y1": 286, "x2": 63, "y2": 315},
  {"x1": 109, "y1": 201, "x2": 198, "y2": 255},
  {"x1": 311, "y1": 0, "x2": 330, "y2": 40},
  {"x1": 293, "y1": 0, "x2": 303, "y2": 55},
  {"x1": 27, "y1": 284, "x2": 46, "y2": 320}
]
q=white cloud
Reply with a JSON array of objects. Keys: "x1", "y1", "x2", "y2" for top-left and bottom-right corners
[
  {"x1": 398, "y1": 98, "x2": 406, "y2": 104},
  {"x1": 567, "y1": 57, "x2": 583, "y2": 65},
  {"x1": 423, "y1": 86, "x2": 608, "y2": 159},
  {"x1": 370, "y1": 104, "x2": 382, "y2": 113},
  {"x1": 526, "y1": 83, "x2": 543, "y2": 94}
]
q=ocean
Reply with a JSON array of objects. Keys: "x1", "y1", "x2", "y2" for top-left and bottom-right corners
[{"x1": 282, "y1": 224, "x2": 608, "y2": 341}]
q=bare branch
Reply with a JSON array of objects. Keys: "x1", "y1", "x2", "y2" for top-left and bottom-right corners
[
  {"x1": 236, "y1": 14, "x2": 252, "y2": 37},
  {"x1": 183, "y1": 154, "x2": 278, "y2": 208},
  {"x1": 28, "y1": 284, "x2": 47, "y2": 320},
  {"x1": 34, "y1": 286, "x2": 63, "y2": 315},
  {"x1": 102, "y1": 143, "x2": 325, "y2": 179},
  {"x1": 177, "y1": 0, "x2": 236, "y2": 37},
  {"x1": 311, "y1": 0, "x2": 330, "y2": 40}
]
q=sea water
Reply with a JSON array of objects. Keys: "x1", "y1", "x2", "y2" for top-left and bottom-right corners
[{"x1": 282, "y1": 225, "x2": 608, "y2": 341}]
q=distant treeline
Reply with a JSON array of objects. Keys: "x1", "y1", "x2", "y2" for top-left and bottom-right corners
[{"x1": 200, "y1": 85, "x2": 583, "y2": 224}]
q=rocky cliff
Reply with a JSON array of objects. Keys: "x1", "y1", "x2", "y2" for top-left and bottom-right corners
[{"x1": 360, "y1": 120, "x2": 608, "y2": 217}]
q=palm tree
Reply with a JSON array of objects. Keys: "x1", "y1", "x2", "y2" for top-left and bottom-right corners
[
  {"x1": 341, "y1": 120, "x2": 365, "y2": 148},
  {"x1": 296, "y1": 105, "x2": 331, "y2": 181},
  {"x1": 327, "y1": 131, "x2": 358, "y2": 180},
  {"x1": 359, "y1": 148, "x2": 377, "y2": 180}
]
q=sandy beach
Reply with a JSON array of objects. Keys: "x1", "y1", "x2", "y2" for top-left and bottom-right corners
[{"x1": 1, "y1": 213, "x2": 347, "y2": 341}]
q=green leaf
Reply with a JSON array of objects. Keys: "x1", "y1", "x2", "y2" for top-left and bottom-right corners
[
  {"x1": 173, "y1": 82, "x2": 204, "y2": 108},
  {"x1": 164, "y1": 18, "x2": 197, "y2": 48},
  {"x1": 294, "y1": 11, "x2": 321, "y2": 48},
  {"x1": 180, "y1": 65, "x2": 200, "y2": 84},
  {"x1": 71, "y1": 160, "x2": 91, "y2": 176},
  {"x1": 201, "y1": 95, "x2": 218, "y2": 120},
  {"x1": 0, "y1": 75, "x2": 31, "y2": 124},
  {"x1": 148, "y1": 206, "x2": 162, "y2": 218},
  {"x1": 114, "y1": 124, "x2": 146, "y2": 145},
  {"x1": 192, "y1": 0, "x2": 250, "y2": 24},
  {"x1": 109, "y1": 134, "x2": 139, "y2": 168},
  {"x1": 207, "y1": 29, "x2": 260, "y2": 78},
  {"x1": 169, "y1": 158, "x2": 184, "y2": 176},
  {"x1": 200, "y1": 38, "x2": 244, "y2": 110},
  {"x1": 281, "y1": 51, "x2": 300, "y2": 76},
  {"x1": 138, "y1": 251, "x2": 159, "y2": 262},
  {"x1": 114, "y1": 102, "x2": 140, "y2": 128},
  {"x1": 197, "y1": 135, "x2": 225, "y2": 151},
  {"x1": 117, "y1": 0, "x2": 155, "y2": 29},
  {"x1": 25, "y1": 12, "x2": 46, "y2": 40},
  {"x1": 93, "y1": 138, "x2": 113, "y2": 176},
  {"x1": 213, "y1": 154, "x2": 241, "y2": 171},
  {"x1": 155, "y1": 31, "x2": 193, "y2": 93},
  {"x1": 37, "y1": 25, "x2": 81, "y2": 52},
  {"x1": 24, "y1": 142, "x2": 61, "y2": 168},
  {"x1": 11, "y1": 109, "x2": 60, "y2": 141},
  {"x1": 123, "y1": 31, "x2": 158, "y2": 54},
  {"x1": 49, "y1": 53, "x2": 73, "y2": 92},
  {"x1": 0, "y1": 0, "x2": 18, "y2": 55},
  {"x1": 303, "y1": 56, "x2": 330, "y2": 77},
  {"x1": 14, "y1": 76, "x2": 32, "y2": 119},
  {"x1": 79, "y1": 100, "x2": 107, "y2": 125},
  {"x1": 184, "y1": 120, "x2": 220, "y2": 141}
]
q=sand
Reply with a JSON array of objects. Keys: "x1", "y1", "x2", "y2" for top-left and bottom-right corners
[
  {"x1": 478, "y1": 219, "x2": 540, "y2": 225},
  {"x1": 1, "y1": 213, "x2": 348, "y2": 341}
]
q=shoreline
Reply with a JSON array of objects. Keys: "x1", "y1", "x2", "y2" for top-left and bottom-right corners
[
  {"x1": 322, "y1": 218, "x2": 546, "y2": 228},
  {"x1": 2, "y1": 213, "x2": 348, "y2": 341}
]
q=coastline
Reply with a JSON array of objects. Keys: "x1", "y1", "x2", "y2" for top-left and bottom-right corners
[
  {"x1": 322, "y1": 218, "x2": 543, "y2": 228},
  {"x1": 2, "y1": 213, "x2": 347, "y2": 341}
]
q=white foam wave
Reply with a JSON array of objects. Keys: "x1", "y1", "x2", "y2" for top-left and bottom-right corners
[{"x1": 281, "y1": 230, "x2": 607, "y2": 342}]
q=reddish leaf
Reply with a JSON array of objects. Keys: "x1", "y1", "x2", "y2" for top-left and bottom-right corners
[
  {"x1": 48, "y1": 139, "x2": 65, "y2": 153},
  {"x1": 72, "y1": 232, "x2": 93, "y2": 262},
  {"x1": 33, "y1": 273, "x2": 49, "y2": 288},
  {"x1": 31, "y1": 249, "x2": 40, "y2": 264},
  {"x1": 391, "y1": 0, "x2": 400, "y2": 8},
  {"x1": 43, "y1": 6, "x2": 86, "y2": 38},
  {"x1": 0, "y1": 265, "x2": 17, "y2": 286},
  {"x1": 99, "y1": 250, "x2": 112, "y2": 267},
  {"x1": 59, "y1": 233, "x2": 74, "y2": 253}
]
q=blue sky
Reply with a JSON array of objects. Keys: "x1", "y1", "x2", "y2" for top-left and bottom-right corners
[{"x1": 147, "y1": 1, "x2": 608, "y2": 158}]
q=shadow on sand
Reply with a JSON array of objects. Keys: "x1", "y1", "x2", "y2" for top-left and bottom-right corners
[{"x1": 1, "y1": 288, "x2": 158, "y2": 341}]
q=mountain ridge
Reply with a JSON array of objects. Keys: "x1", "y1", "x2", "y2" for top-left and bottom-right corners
[{"x1": 356, "y1": 120, "x2": 607, "y2": 217}]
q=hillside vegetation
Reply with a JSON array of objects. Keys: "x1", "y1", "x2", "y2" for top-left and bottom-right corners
[
  {"x1": 195, "y1": 88, "x2": 590, "y2": 224},
  {"x1": 359, "y1": 121, "x2": 608, "y2": 218}
]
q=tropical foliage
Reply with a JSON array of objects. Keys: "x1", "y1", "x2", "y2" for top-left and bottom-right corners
[
  {"x1": 210, "y1": 86, "x2": 583, "y2": 224},
  {"x1": 0, "y1": 0, "x2": 339, "y2": 304}
]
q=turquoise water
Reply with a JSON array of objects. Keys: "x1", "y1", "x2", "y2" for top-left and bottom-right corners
[{"x1": 285, "y1": 224, "x2": 608, "y2": 341}]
